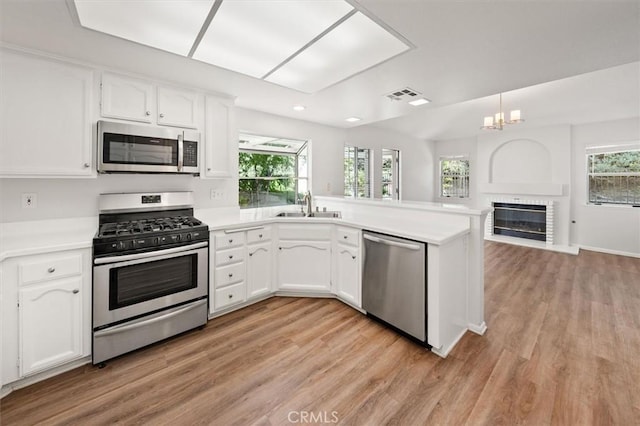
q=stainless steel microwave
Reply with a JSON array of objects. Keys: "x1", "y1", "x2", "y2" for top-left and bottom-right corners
[{"x1": 98, "y1": 121, "x2": 200, "y2": 174}]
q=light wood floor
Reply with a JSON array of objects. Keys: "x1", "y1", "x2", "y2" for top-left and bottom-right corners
[{"x1": 2, "y1": 242, "x2": 639, "y2": 425}]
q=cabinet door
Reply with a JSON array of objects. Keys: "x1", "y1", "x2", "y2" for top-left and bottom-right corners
[
  {"x1": 334, "y1": 244, "x2": 361, "y2": 307},
  {"x1": 277, "y1": 241, "x2": 331, "y2": 292},
  {"x1": 203, "y1": 94, "x2": 235, "y2": 178},
  {"x1": 247, "y1": 242, "x2": 272, "y2": 298},
  {"x1": 0, "y1": 49, "x2": 93, "y2": 177},
  {"x1": 19, "y1": 277, "x2": 82, "y2": 376},
  {"x1": 101, "y1": 72, "x2": 153, "y2": 123},
  {"x1": 157, "y1": 86, "x2": 199, "y2": 129}
]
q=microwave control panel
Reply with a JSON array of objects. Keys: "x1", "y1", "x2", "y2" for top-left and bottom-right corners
[{"x1": 183, "y1": 141, "x2": 198, "y2": 167}]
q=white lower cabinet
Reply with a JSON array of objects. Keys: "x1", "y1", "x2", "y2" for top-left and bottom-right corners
[
  {"x1": 19, "y1": 277, "x2": 83, "y2": 376},
  {"x1": 247, "y1": 242, "x2": 272, "y2": 298},
  {"x1": 1, "y1": 249, "x2": 91, "y2": 385},
  {"x1": 333, "y1": 226, "x2": 362, "y2": 307},
  {"x1": 276, "y1": 224, "x2": 332, "y2": 292},
  {"x1": 210, "y1": 226, "x2": 273, "y2": 314}
]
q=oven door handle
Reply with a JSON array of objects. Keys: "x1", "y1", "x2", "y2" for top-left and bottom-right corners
[
  {"x1": 94, "y1": 241, "x2": 208, "y2": 265},
  {"x1": 93, "y1": 299, "x2": 207, "y2": 337}
]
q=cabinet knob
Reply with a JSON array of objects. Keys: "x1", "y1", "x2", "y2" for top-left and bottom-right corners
[
  {"x1": 228, "y1": 294, "x2": 233, "y2": 299},
  {"x1": 249, "y1": 253, "x2": 253, "y2": 257},
  {"x1": 207, "y1": 168, "x2": 212, "y2": 171},
  {"x1": 159, "y1": 113, "x2": 165, "y2": 118},
  {"x1": 83, "y1": 163, "x2": 90, "y2": 168},
  {"x1": 72, "y1": 289, "x2": 79, "y2": 294},
  {"x1": 145, "y1": 111, "x2": 151, "y2": 116},
  {"x1": 228, "y1": 273, "x2": 233, "y2": 278},
  {"x1": 47, "y1": 267, "x2": 55, "y2": 273},
  {"x1": 228, "y1": 239, "x2": 233, "y2": 243},
  {"x1": 352, "y1": 256, "x2": 356, "y2": 260},
  {"x1": 258, "y1": 234, "x2": 263, "y2": 238},
  {"x1": 343, "y1": 235, "x2": 348, "y2": 239}
]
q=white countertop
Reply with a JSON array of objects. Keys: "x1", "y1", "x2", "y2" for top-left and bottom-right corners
[
  {"x1": 314, "y1": 196, "x2": 493, "y2": 216},
  {"x1": 0, "y1": 217, "x2": 97, "y2": 262},
  {"x1": 0, "y1": 201, "x2": 473, "y2": 261}
]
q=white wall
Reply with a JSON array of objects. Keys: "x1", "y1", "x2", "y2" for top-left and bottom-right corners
[
  {"x1": 571, "y1": 117, "x2": 640, "y2": 256},
  {"x1": 345, "y1": 126, "x2": 435, "y2": 202}
]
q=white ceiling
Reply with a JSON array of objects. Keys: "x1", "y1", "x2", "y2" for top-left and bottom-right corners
[{"x1": 1, "y1": 0, "x2": 639, "y2": 141}]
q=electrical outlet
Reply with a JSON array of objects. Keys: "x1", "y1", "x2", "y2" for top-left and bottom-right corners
[
  {"x1": 210, "y1": 190, "x2": 224, "y2": 200},
  {"x1": 22, "y1": 193, "x2": 37, "y2": 208},
  {"x1": 326, "y1": 182, "x2": 331, "y2": 192}
]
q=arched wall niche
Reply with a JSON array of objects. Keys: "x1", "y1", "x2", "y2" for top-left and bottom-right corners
[{"x1": 489, "y1": 138, "x2": 552, "y2": 184}]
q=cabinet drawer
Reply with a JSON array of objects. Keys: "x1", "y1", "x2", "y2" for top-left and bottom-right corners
[
  {"x1": 19, "y1": 254, "x2": 82, "y2": 285},
  {"x1": 337, "y1": 227, "x2": 360, "y2": 247},
  {"x1": 278, "y1": 224, "x2": 331, "y2": 241},
  {"x1": 214, "y1": 262, "x2": 245, "y2": 288},
  {"x1": 214, "y1": 282, "x2": 246, "y2": 310},
  {"x1": 214, "y1": 232, "x2": 246, "y2": 250},
  {"x1": 247, "y1": 227, "x2": 271, "y2": 244},
  {"x1": 215, "y1": 246, "x2": 245, "y2": 267}
]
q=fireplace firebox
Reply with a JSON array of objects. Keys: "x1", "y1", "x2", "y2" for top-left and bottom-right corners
[{"x1": 493, "y1": 202, "x2": 547, "y2": 242}]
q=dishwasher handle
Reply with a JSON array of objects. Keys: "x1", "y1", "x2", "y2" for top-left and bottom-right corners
[{"x1": 363, "y1": 233, "x2": 422, "y2": 251}]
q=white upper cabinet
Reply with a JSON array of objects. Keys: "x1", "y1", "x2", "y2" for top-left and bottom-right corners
[
  {"x1": 0, "y1": 49, "x2": 94, "y2": 177},
  {"x1": 204, "y1": 94, "x2": 236, "y2": 178},
  {"x1": 101, "y1": 73, "x2": 153, "y2": 123},
  {"x1": 157, "y1": 86, "x2": 199, "y2": 129},
  {"x1": 101, "y1": 73, "x2": 199, "y2": 129}
]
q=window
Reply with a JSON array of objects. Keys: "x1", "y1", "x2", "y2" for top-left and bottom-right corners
[
  {"x1": 344, "y1": 145, "x2": 371, "y2": 198},
  {"x1": 238, "y1": 133, "x2": 308, "y2": 209},
  {"x1": 587, "y1": 147, "x2": 640, "y2": 206},
  {"x1": 382, "y1": 149, "x2": 400, "y2": 200},
  {"x1": 440, "y1": 156, "x2": 469, "y2": 198}
]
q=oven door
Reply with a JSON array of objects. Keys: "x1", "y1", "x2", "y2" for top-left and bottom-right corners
[{"x1": 93, "y1": 242, "x2": 208, "y2": 329}]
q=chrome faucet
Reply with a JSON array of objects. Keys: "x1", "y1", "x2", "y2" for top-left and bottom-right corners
[{"x1": 303, "y1": 191, "x2": 312, "y2": 216}]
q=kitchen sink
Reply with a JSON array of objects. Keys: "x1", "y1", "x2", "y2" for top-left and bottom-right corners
[
  {"x1": 275, "y1": 212, "x2": 307, "y2": 217},
  {"x1": 308, "y1": 211, "x2": 342, "y2": 218},
  {"x1": 275, "y1": 211, "x2": 341, "y2": 218}
]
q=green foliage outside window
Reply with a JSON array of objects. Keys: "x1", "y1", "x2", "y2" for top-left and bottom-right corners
[{"x1": 588, "y1": 150, "x2": 640, "y2": 205}]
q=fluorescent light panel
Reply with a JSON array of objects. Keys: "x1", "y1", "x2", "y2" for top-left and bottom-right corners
[
  {"x1": 345, "y1": 117, "x2": 361, "y2": 122},
  {"x1": 409, "y1": 98, "x2": 430, "y2": 106},
  {"x1": 73, "y1": 1, "x2": 411, "y2": 93},
  {"x1": 74, "y1": 0, "x2": 214, "y2": 56},
  {"x1": 265, "y1": 11, "x2": 410, "y2": 93},
  {"x1": 193, "y1": 0, "x2": 353, "y2": 79}
]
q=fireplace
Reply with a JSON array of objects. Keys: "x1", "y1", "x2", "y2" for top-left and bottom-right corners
[
  {"x1": 485, "y1": 199, "x2": 554, "y2": 245},
  {"x1": 493, "y1": 202, "x2": 546, "y2": 241}
]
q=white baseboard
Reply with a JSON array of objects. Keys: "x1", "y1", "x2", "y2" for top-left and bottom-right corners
[
  {"x1": 431, "y1": 328, "x2": 468, "y2": 358},
  {"x1": 468, "y1": 321, "x2": 488, "y2": 335},
  {"x1": 578, "y1": 245, "x2": 640, "y2": 258}
]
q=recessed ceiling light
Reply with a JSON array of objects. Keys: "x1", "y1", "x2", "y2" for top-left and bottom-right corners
[
  {"x1": 345, "y1": 117, "x2": 361, "y2": 122},
  {"x1": 409, "y1": 98, "x2": 431, "y2": 106},
  {"x1": 293, "y1": 105, "x2": 306, "y2": 111}
]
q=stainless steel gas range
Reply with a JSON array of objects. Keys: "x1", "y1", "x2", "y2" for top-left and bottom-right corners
[{"x1": 92, "y1": 192, "x2": 209, "y2": 365}]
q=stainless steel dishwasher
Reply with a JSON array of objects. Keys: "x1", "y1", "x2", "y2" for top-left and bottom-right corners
[{"x1": 362, "y1": 230, "x2": 428, "y2": 346}]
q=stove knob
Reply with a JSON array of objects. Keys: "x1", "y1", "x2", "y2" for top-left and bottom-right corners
[
  {"x1": 186, "y1": 233, "x2": 193, "y2": 241},
  {"x1": 116, "y1": 241, "x2": 127, "y2": 251},
  {"x1": 153, "y1": 237, "x2": 160, "y2": 245},
  {"x1": 176, "y1": 234, "x2": 182, "y2": 242},
  {"x1": 130, "y1": 240, "x2": 137, "y2": 249}
]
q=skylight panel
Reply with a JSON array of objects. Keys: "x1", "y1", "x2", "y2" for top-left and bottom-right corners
[
  {"x1": 265, "y1": 11, "x2": 411, "y2": 93},
  {"x1": 74, "y1": 0, "x2": 214, "y2": 56},
  {"x1": 193, "y1": 0, "x2": 353, "y2": 78}
]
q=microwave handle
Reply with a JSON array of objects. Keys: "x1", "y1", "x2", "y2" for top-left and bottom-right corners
[{"x1": 177, "y1": 133, "x2": 184, "y2": 172}]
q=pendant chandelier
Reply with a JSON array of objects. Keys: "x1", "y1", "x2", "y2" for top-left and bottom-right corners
[{"x1": 481, "y1": 93, "x2": 524, "y2": 130}]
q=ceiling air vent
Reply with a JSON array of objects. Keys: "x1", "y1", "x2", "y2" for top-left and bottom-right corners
[{"x1": 385, "y1": 87, "x2": 420, "y2": 101}]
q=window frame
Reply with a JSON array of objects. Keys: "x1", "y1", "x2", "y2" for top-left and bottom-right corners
[
  {"x1": 382, "y1": 148, "x2": 400, "y2": 200},
  {"x1": 238, "y1": 133, "x2": 309, "y2": 209},
  {"x1": 586, "y1": 144, "x2": 640, "y2": 207},
  {"x1": 344, "y1": 145, "x2": 372, "y2": 199},
  {"x1": 439, "y1": 155, "x2": 470, "y2": 199}
]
